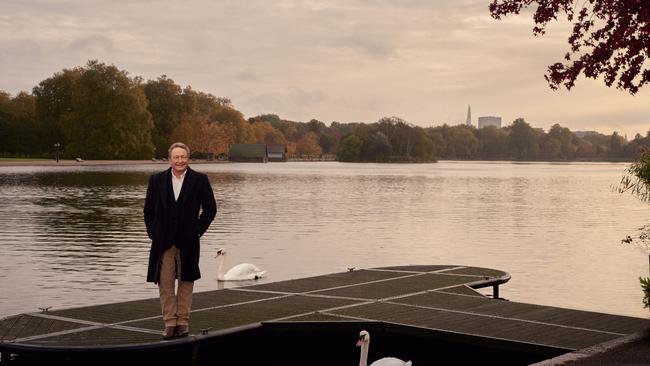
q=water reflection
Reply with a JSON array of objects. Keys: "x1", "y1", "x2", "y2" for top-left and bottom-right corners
[{"x1": 0, "y1": 162, "x2": 648, "y2": 319}]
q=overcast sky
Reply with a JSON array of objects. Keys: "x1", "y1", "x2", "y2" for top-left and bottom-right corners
[{"x1": 1, "y1": 0, "x2": 648, "y2": 137}]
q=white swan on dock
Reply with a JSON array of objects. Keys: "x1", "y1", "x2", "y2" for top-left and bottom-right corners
[
  {"x1": 357, "y1": 330, "x2": 412, "y2": 366},
  {"x1": 215, "y1": 248, "x2": 267, "y2": 281}
]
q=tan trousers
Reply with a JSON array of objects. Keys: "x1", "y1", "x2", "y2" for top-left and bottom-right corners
[{"x1": 159, "y1": 246, "x2": 194, "y2": 327}]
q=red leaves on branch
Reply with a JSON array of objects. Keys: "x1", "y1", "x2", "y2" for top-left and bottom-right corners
[{"x1": 489, "y1": 0, "x2": 650, "y2": 94}]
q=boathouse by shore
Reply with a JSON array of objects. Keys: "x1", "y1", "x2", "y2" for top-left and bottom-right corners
[{"x1": 228, "y1": 144, "x2": 268, "y2": 162}]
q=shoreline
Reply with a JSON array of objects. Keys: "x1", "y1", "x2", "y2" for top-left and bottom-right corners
[
  {"x1": 0, "y1": 158, "x2": 633, "y2": 167},
  {"x1": 0, "y1": 159, "x2": 222, "y2": 167}
]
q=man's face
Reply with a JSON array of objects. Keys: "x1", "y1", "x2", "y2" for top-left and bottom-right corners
[{"x1": 169, "y1": 147, "x2": 189, "y2": 175}]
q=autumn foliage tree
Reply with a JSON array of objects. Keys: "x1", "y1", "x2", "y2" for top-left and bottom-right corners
[
  {"x1": 170, "y1": 114, "x2": 227, "y2": 158},
  {"x1": 251, "y1": 121, "x2": 287, "y2": 145},
  {"x1": 489, "y1": 0, "x2": 650, "y2": 93},
  {"x1": 296, "y1": 132, "x2": 323, "y2": 157}
]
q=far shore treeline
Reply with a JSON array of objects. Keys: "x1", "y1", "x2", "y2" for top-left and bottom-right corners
[{"x1": 1, "y1": 60, "x2": 649, "y2": 162}]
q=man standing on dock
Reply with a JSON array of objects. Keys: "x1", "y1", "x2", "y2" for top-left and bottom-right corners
[{"x1": 144, "y1": 142, "x2": 217, "y2": 340}]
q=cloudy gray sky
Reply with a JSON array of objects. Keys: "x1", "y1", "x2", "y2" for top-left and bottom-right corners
[{"x1": 1, "y1": 0, "x2": 648, "y2": 137}]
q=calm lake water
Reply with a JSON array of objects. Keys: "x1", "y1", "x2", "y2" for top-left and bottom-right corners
[{"x1": 1, "y1": 161, "x2": 649, "y2": 319}]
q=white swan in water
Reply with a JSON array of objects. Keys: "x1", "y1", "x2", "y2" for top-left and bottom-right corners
[
  {"x1": 215, "y1": 248, "x2": 267, "y2": 281},
  {"x1": 357, "y1": 330, "x2": 412, "y2": 366}
]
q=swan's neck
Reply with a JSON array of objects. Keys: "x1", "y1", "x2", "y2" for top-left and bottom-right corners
[
  {"x1": 216, "y1": 254, "x2": 225, "y2": 280},
  {"x1": 359, "y1": 340, "x2": 369, "y2": 366}
]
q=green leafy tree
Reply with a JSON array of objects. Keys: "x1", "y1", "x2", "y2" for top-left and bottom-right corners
[
  {"x1": 337, "y1": 134, "x2": 363, "y2": 162},
  {"x1": 33, "y1": 67, "x2": 80, "y2": 151},
  {"x1": 624, "y1": 134, "x2": 650, "y2": 159},
  {"x1": 251, "y1": 114, "x2": 281, "y2": 124},
  {"x1": 546, "y1": 124, "x2": 577, "y2": 159},
  {"x1": 426, "y1": 130, "x2": 446, "y2": 158},
  {"x1": 619, "y1": 150, "x2": 650, "y2": 201},
  {"x1": 331, "y1": 121, "x2": 361, "y2": 139},
  {"x1": 182, "y1": 86, "x2": 232, "y2": 118},
  {"x1": 618, "y1": 150, "x2": 650, "y2": 308},
  {"x1": 409, "y1": 126, "x2": 436, "y2": 162},
  {"x1": 144, "y1": 75, "x2": 184, "y2": 158},
  {"x1": 371, "y1": 116, "x2": 416, "y2": 160},
  {"x1": 0, "y1": 92, "x2": 8, "y2": 154},
  {"x1": 507, "y1": 118, "x2": 539, "y2": 159},
  {"x1": 376, "y1": 117, "x2": 407, "y2": 154},
  {"x1": 439, "y1": 125, "x2": 479, "y2": 159},
  {"x1": 33, "y1": 60, "x2": 154, "y2": 159},
  {"x1": 307, "y1": 119, "x2": 327, "y2": 134},
  {"x1": 608, "y1": 132, "x2": 626, "y2": 158},
  {"x1": 475, "y1": 125, "x2": 509, "y2": 159},
  {"x1": 211, "y1": 104, "x2": 245, "y2": 125},
  {"x1": 319, "y1": 133, "x2": 339, "y2": 155},
  {"x1": 541, "y1": 138, "x2": 563, "y2": 159},
  {"x1": 361, "y1": 131, "x2": 392, "y2": 162},
  {"x1": 0, "y1": 91, "x2": 42, "y2": 156}
]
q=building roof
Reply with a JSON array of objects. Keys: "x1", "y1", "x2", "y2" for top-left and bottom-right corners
[
  {"x1": 229, "y1": 144, "x2": 267, "y2": 158},
  {"x1": 267, "y1": 144, "x2": 287, "y2": 154}
]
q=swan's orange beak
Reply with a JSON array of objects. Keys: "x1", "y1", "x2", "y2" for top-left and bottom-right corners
[{"x1": 356, "y1": 338, "x2": 364, "y2": 347}]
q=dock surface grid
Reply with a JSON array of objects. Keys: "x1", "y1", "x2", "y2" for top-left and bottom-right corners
[{"x1": 0, "y1": 265, "x2": 646, "y2": 354}]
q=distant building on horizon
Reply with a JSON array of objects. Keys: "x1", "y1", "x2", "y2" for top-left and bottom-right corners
[
  {"x1": 478, "y1": 116, "x2": 502, "y2": 129},
  {"x1": 466, "y1": 105, "x2": 472, "y2": 127}
]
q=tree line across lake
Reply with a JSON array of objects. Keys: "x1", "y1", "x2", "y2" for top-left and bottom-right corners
[{"x1": 1, "y1": 60, "x2": 648, "y2": 162}]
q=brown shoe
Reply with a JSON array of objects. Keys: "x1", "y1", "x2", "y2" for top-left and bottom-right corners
[
  {"x1": 162, "y1": 326, "x2": 176, "y2": 340},
  {"x1": 175, "y1": 325, "x2": 189, "y2": 338}
]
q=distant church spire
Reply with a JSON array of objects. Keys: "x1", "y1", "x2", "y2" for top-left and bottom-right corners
[{"x1": 466, "y1": 105, "x2": 472, "y2": 126}]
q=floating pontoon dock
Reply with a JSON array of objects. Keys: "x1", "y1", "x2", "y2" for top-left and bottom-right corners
[{"x1": 0, "y1": 265, "x2": 647, "y2": 365}]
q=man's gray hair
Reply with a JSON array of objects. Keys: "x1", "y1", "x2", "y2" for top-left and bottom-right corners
[{"x1": 168, "y1": 142, "x2": 190, "y2": 157}]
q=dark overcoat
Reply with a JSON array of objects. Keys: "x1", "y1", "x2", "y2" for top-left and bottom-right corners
[{"x1": 144, "y1": 167, "x2": 217, "y2": 283}]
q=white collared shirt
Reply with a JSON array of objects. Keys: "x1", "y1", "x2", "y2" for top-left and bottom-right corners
[{"x1": 171, "y1": 169, "x2": 186, "y2": 201}]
